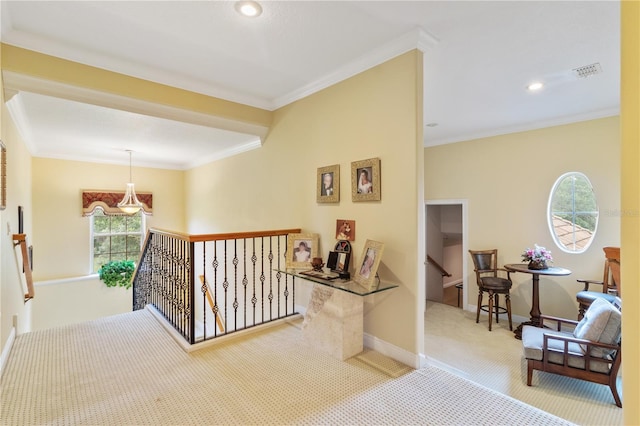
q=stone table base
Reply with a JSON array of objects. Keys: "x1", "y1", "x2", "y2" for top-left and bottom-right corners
[{"x1": 302, "y1": 284, "x2": 364, "y2": 360}]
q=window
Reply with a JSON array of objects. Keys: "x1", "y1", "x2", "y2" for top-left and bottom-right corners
[
  {"x1": 547, "y1": 172, "x2": 598, "y2": 253},
  {"x1": 91, "y1": 208, "x2": 145, "y2": 272}
]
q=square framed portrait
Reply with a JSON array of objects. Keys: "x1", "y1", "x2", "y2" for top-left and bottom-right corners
[
  {"x1": 351, "y1": 158, "x2": 381, "y2": 202},
  {"x1": 286, "y1": 233, "x2": 319, "y2": 268},
  {"x1": 317, "y1": 164, "x2": 340, "y2": 203},
  {"x1": 335, "y1": 219, "x2": 355, "y2": 241},
  {"x1": 354, "y1": 239, "x2": 385, "y2": 290}
]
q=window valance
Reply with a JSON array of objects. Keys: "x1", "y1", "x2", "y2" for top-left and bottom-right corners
[{"x1": 82, "y1": 190, "x2": 153, "y2": 216}]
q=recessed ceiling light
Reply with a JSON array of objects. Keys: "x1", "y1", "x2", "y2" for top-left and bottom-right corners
[
  {"x1": 527, "y1": 82, "x2": 544, "y2": 92},
  {"x1": 235, "y1": 1, "x2": 262, "y2": 18}
]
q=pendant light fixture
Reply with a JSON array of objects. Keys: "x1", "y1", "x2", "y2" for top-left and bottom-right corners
[{"x1": 118, "y1": 150, "x2": 144, "y2": 214}]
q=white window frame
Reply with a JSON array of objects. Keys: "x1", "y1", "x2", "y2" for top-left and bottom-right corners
[
  {"x1": 547, "y1": 171, "x2": 599, "y2": 254},
  {"x1": 90, "y1": 207, "x2": 146, "y2": 273}
]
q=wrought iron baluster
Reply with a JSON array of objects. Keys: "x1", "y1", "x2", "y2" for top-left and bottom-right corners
[
  {"x1": 232, "y1": 240, "x2": 239, "y2": 332},
  {"x1": 268, "y1": 237, "x2": 274, "y2": 321},
  {"x1": 251, "y1": 238, "x2": 257, "y2": 326}
]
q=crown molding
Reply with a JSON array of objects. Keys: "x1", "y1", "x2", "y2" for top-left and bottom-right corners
[
  {"x1": 186, "y1": 139, "x2": 262, "y2": 170},
  {"x1": 2, "y1": 71, "x2": 269, "y2": 142},
  {"x1": 3, "y1": 25, "x2": 437, "y2": 112},
  {"x1": 1, "y1": 28, "x2": 275, "y2": 111},
  {"x1": 424, "y1": 108, "x2": 620, "y2": 148},
  {"x1": 271, "y1": 27, "x2": 439, "y2": 109},
  {"x1": 4, "y1": 93, "x2": 38, "y2": 155}
]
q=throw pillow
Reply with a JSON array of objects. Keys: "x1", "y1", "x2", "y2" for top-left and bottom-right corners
[{"x1": 573, "y1": 297, "x2": 621, "y2": 357}]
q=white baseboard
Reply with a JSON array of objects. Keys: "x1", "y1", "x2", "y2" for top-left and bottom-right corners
[
  {"x1": 0, "y1": 327, "x2": 17, "y2": 378},
  {"x1": 146, "y1": 304, "x2": 303, "y2": 353},
  {"x1": 364, "y1": 332, "x2": 422, "y2": 369},
  {"x1": 422, "y1": 355, "x2": 471, "y2": 379}
]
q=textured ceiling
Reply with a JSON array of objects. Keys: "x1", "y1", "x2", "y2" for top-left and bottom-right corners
[{"x1": 0, "y1": 1, "x2": 620, "y2": 169}]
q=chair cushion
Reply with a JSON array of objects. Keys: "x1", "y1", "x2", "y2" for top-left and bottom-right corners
[
  {"x1": 479, "y1": 276, "x2": 511, "y2": 290},
  {"x1": 576, "y1": 290, "x2": 617, "y2": 305},
  {"x1": 573, "y1": 297, "x2": 621, "y2": 357},
  {"x1": 521, "y1": 326, "x2": 611, "y2": 374}
]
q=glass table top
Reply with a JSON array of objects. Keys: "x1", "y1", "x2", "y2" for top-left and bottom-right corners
[{"x1": 275, "y1": 268, "x2": 398, "y2": 297}]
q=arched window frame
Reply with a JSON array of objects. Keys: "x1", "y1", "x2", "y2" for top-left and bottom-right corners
[{"x1": 547, "y1": 171, "x2": 599, "y2": 254}]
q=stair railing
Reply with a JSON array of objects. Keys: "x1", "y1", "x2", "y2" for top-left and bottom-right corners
[
  {"x1": 132, "y1": 228, "x2": 301, "y2": 344},
  {"x1": 13, "y1": 234, "x2": 34, "y2": 302},
  {"x1": 427, "y1": 254, "x2": 452, "y2": 277}
]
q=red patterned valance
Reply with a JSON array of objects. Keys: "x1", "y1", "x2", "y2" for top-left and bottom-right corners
[{"x1": 82, "y1": 190, "x2": 153, "y2": 216}]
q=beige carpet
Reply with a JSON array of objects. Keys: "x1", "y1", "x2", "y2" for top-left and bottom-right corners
[
  {"x1": 1, "y1": 309, "x2": 572, "y2": 425},
  {"x1": 424, "y1": 301, "x2": 623, "y2": 426}
]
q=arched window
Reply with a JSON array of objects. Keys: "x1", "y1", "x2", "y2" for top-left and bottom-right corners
[{"x1": 547, "y1": 172, "x2": 598, "y2": 253}]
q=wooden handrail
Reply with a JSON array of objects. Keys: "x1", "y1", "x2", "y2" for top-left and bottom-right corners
[
  {"x1": 12, "y1": 234, "x2": 34, "y2": 301},
  {"x1": 149, "y1": 228, "x2": 302, "y2": 243},
  {"x1": 427, "y1": 254, "x2": 452, "y2": 277}
]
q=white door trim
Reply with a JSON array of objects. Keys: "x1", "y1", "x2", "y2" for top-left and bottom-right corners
[{"x1": 424, "y1": 199, "x2": 469, "y2": 311}]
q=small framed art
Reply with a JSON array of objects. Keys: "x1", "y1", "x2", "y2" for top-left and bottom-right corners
[
  {"x1": 351, "y1": 157, "x2": 381, "y2": 202},
  {"x1": 354, "y1": 239, "x2": 385, "y2": 290},
  {"x1": 335, "y1": 219, "x2": 355, "y2": 241},
  {"x1": 317, "y1": 164, "x2": 339, "y2": 203},
  {"x1": 286, "y1": 233, "x2": 319, "y2": 268}
]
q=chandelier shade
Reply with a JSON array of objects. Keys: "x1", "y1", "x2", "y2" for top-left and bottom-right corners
[{"x1": 118, "y1": 150, "x2": 144, "y2": 214}]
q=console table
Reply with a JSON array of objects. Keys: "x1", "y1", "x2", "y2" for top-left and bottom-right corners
[{"x1": 276, "y1": 268, "x2": 397, "y2": 360}]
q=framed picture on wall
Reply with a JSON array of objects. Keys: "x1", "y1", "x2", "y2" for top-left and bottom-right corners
[
  {"x1": 351, "y1": 158, "x2": 381, "y2": 202},
  {"x1": 335, "y1": 219, "x2": 355, "y2": 241},
  {"x1": 317, "y1": 164, "x2": 340, "y2": 203},
  {"x1": 354, "y1": 239, "x2": 385, "y2": 291},
  {"x1": 286, "y1": 233, "x2": 319, "y2": 268}
]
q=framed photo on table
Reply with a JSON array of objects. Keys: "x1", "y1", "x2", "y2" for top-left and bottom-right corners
[
  {"x1": 316, "y1": 164, "x2": 339, "y2": 203},
  {"x1": 354, "y1": 239, "x2": 385, "y2": 291},
  {"x1": 286, "y1": 233, "x2": 319, "y2": 268},
  {"x1": 351, "y1": 158, "x2": 381, "y2": 202}
]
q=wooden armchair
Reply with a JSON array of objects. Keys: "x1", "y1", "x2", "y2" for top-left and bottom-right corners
[
  {"x1": 522, "y1": 297, "x2": 622, "y2": 407},
  {"x1": 576, "y1": 246, "x2": 620, "y2": 319}
]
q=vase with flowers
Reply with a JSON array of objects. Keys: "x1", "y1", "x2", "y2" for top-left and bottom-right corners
[{"x1": 521, "y1": 244, "x2": 553, "y2": 270}]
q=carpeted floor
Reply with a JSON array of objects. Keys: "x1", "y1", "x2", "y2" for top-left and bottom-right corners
[
  {"x1": 1, "y1": 309, "x2": 572, "y2": 425},
  {"x1": 424, "y1": 301, "x2": 623, "y2": 426}
]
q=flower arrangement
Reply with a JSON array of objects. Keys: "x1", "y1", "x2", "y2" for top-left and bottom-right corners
[{"x1": 521, "y1": 244, "x2": 553, "y2": 269}]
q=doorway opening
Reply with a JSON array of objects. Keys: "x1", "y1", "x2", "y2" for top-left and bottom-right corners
[{"x1": 425, "y1": 201, "x2": 467, "y2": 310}]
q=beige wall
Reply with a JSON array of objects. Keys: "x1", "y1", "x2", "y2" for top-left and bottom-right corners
[
  {"x1": 32, "y1": 158, "x2": 186, "y2": 280},
  {"x1": 1, "y1": 74, "x2": 34, "y2": 349},
  {"x1": 186, "y1": 51, "x2": 424, "y2": 355},
  {"x1": 425, "y1": 116, "x2": 620, "y2": 320},
  {"x1": 31, "y1": 276, "x2": 132, "y2": 331},
  {"x1": 620, "y1": 2, "x2": 639, "y2": 421}
]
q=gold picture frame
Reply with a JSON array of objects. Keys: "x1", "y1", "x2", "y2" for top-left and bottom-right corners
[
  {"x1": 286, "y1": 233, "x2": 320, "y2": 268},
  {"x1": 317, "y1": 164, "x2": 339, "y2": 203},
  {"x1": 1, "y1": 141, "x2": 6, "y2": 211},
  {"x1": 354, "y1": 239, "x2": 385, "y2": 290},
  {"x1": 351, "y1": 158, "x2": 381, "y2": 202}
]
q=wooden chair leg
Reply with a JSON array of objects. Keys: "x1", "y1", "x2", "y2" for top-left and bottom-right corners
[
  {"x1": 494, "y1": 293, "x2": 500, "y2": 324},
  {"x1": 610, "y1": 376, "x2": 622, "y2": 408},
  {"x1": 487, "y1": 290, "x2": 494, "y2": 331},
  {"x1": 506, "y1": 293, "x2": 513, "y2": 331},
  {"x1": 527, "y1": 360, "x2": 534, "y2": 386},
  {"x1": 476, "y1": 290, "x2": 483, "y2": 324}
]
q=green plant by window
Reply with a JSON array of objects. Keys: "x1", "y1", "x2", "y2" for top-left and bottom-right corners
[{"x1": 98, "y1": 260, "x2": 135, "y2": 289}]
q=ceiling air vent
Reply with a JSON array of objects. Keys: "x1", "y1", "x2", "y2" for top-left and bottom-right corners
[{"x1": 572, "y1": 63, "x2": 602, "y2": 79}]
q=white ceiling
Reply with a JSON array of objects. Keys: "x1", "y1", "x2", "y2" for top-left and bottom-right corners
[{"x1": 0, "y1": 1, "x2": 620, "y2": 169}]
